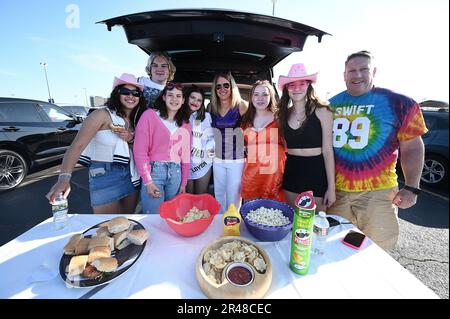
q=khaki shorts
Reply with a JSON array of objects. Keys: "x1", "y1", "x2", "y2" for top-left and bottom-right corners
[{"x1": 327, "y1": 187, "x2": 399, "y2": 251}]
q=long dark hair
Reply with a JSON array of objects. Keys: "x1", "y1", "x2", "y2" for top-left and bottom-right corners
[
  {"x1": 241, "y1": 80, "x2": 277, "y2": 127},
  {"x1": 185, "y1": 85, "x2": 206, "y2": 122},
  {"x1": 153, "y1": 83, "x2": 190, "y2": 127},
  {"x1": 105, "y1": 84, "x2": 146, "y2": 130},
  {"x1": 275, "y1": 83, "x2": 331, "y2": 138}
]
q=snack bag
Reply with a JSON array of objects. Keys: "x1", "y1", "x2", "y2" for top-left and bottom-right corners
[{"x1": 289, "y1": 191, "x2": 316, "y2": 275}]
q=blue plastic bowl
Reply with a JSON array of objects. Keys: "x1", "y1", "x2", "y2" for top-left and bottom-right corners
[{"x1": 240, "y1": 199, "x2": 294, "y2": 242}]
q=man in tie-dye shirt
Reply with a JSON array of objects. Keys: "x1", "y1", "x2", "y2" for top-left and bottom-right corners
[{"x1": 328, "y1": 51, "x2": 427, "y2": 250}]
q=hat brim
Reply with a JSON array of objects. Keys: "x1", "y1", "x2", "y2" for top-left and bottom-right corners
[
  {"x1": 113, "y1": 77, "x2": 144, "y2": 91},
  {"x1": 278, "y1": 73, "x2": 317, "y2": 91}
]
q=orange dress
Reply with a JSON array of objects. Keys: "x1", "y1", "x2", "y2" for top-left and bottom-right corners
[{"x1": 241, "y1": 120, "x2": 286, "y2": 201}]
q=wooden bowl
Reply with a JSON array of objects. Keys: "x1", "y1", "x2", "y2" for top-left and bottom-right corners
[{"x1": 196, "y1": 236, "x2": 272, "y2": 299}]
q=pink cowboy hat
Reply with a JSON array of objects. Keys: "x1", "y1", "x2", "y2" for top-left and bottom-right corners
[
  {"x1": 112, "y1": 73, "x2": 144, "y2": 91},
  {"x1": 277, "y1": 63, "x2": 318, "y2": 91}
]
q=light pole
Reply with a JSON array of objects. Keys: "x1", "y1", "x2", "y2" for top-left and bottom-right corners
[
  {"x1": 40, "y1": 62, "x2": 54, "y2": 103},
  {"x1": 271, "y1": 0, "x2": 278, "y2": 16},
  {"x1": 83, "y1": 88, "x2": 89, "y2": 107}
]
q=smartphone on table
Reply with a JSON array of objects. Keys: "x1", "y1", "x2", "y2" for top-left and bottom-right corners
[{"x1": 341, "y1": 230, "x2": 367, "y2": 250}]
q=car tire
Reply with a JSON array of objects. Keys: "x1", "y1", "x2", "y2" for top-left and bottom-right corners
[
  {"x1": 421, "y1": 154, "x2": 448, "y2": 188},
  {"x1": 0, "y1": 149, "x2": 28, "y2": 191}
]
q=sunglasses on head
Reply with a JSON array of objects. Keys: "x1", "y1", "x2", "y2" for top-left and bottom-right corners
[
  {"x1": 166, "y1": 82, "x2": 183, "y2": 90},
  {"x1": 118, "y1": 87, "x2": 141, "y2": 97},
  {"x1": 215, "y1": 83, "x2": 230, "y2": 90}
]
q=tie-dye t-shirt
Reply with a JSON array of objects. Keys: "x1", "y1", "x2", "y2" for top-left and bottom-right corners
[{"x1": 330, "y1": 87, "x2": 427, "y2": 192}]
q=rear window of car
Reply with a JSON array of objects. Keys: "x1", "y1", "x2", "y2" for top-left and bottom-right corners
[{"x1": 0, "y1": 102, "x2": 43, "y2": 122}]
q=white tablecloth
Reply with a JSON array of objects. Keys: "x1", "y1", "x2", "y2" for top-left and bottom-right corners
[{"x1": 0, "y1": 214, "x2": 438, "y2": 299}]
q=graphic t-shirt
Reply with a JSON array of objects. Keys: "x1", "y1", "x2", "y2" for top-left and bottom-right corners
[
  {"x1": 329, "y1": 87, "x2": 428, "y2": 192},
  {"x1": 138, "y1": 77, "x2": 165, "y2": 108}
]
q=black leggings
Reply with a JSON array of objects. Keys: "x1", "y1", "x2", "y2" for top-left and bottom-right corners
[{"x1": 282, "y1": 154, "x2": 328, "y2": 197}]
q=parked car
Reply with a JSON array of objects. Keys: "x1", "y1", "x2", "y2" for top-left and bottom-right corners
[
  {"x1": 99, "y1": 8, "x2": 329, "y2": 90},
  {"x1": 421, "y1": 108, "x2": 449, "y2": 188},
  {"x1": 57, "y1": 104, "x2": 91, "y2": 121},
  {"x1": 0, "y1": 97, "x2": 82, "y2": 190}
]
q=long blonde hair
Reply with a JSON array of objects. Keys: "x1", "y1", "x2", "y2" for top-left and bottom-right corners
[{"x1": 209, "y1": 72, "x2": 244, "y2": 116}]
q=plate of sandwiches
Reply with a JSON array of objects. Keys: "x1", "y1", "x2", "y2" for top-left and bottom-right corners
[{"x1": 59, "y1": 216, "x2": 149, "y2": 288}]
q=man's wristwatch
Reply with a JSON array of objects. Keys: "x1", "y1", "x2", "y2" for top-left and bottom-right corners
[{"x1": 403, "y1": 185, "x2": 421, "y2": 195}]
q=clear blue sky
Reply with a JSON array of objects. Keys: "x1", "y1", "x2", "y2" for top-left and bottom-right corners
[{"x1": 0, "y1": 0, "x2": 448, "y2": 105}]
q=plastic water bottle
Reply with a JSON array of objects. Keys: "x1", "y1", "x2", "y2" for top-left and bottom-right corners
[
  {"x1": 312, "y1": 211, "x2": 329, "y2": 255},
  {"x1": 52, "y1": 193, "x2": 68, "y2": 230}
]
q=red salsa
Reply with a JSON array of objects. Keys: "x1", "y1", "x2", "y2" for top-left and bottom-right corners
[{"x1": 227, "y1": 266, "x2": 253, "y2": 285}]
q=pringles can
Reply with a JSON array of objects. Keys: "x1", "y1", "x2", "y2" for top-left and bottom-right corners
[{"x1": 289, "y1": 190, "x2": 316, "y2": 275}]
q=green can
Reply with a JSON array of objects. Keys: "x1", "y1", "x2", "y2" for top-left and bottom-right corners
[{"x1": 289, "y1": 191, "x2": 316, "y2": 275}]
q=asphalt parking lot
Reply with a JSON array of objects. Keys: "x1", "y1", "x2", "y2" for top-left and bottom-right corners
[{"x1": 0, "y1": 163, "x2": 448, "y2": 299}]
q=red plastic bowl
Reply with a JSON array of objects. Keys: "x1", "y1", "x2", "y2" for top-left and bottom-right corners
[{"x1": 159, "y1": 193, "x2": 221, "y2": 237}]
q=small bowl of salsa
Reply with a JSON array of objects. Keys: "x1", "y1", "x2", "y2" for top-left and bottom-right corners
[{"x1": 225, "y1": 262, "x2": 254, "y2": 287}]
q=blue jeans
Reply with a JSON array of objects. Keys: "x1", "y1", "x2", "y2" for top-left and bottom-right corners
[
  {"x1": 140, "y1": 161, "x2": 181, "y2": 214},
  {"x1": 89, "y1": 162, "x2": 137, "y2": 207}
]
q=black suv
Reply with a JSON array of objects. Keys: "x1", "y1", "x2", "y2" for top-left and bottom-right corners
[{"x1": 0, "y1": 97, "x2": 82, "y2": 190}]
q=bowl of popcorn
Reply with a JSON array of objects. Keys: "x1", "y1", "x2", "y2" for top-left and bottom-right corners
[
  {"x1": 159, "y1": 193, "x2": 221, "y2": 237},
  {"x1": 240, "y1": 198, "x2": 294, "y2": 241},
  {"x1": 196, "y1": 236, "x2": 272, "y2": 299}
]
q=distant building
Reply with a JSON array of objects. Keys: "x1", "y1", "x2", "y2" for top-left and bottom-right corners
[{"x1": 90, "y1": 96, "x2": 107, "y2": 107}]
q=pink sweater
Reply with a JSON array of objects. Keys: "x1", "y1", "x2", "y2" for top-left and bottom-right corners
[{"x1": 133, "y1": 109, "x2": 192, "y2": 187}]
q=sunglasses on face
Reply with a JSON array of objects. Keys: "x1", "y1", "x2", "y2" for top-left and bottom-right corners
[
  {"x1": 118, "y1": 87, "x2": 141, "y2": 97},
  {"x1": 166, "y1": 82, "x2": 183, "y2": 90},
  {"x1": 215, "y1": 83, "x2": 230, "y2": 90}
]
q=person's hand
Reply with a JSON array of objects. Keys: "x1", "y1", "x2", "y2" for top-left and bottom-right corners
[
  {"x1": 179, "y1": 186, "x2": 186, "y2": 194},
  {"x1": 146, "y1": 182, "x2": 161, "y2": 198},
  {"x1": 207, "y1": 149, "x2": 215, "y2": 158},
  {"x1": 46, "y1": 181, "x2": 71, "y2": 204},
  {"x1": 323, "y1": 188, "x2": 336, "y2": 208},
  {"x1": 392, "y1": 188, "x2": 417, "y2": 209},
  {"x1": 116, "y1": 129, "x2": 133, "y2": 143}
]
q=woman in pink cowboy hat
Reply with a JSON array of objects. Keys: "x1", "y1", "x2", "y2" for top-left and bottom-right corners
[
  {"x1": 46, "y1": 73, "x2": 145, "y2": 214},
  {"x1": 276, "y1": 63, "x2": 335, "y2": 212}
]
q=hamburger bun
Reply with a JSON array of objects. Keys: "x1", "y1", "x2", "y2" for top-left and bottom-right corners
[
  {"x1": 116, "y1": 238, "x2": 131, "y2": 250},
  {"x1": 74, "y1": 238, "x2": 91, "y2": 255},
  {"x1": 109, "y1": 123, "x2": 125, "y2": 132},
  {"x1": 88, "y1": 236, "x2": 114, "y2": 251},
  {"x1": 127, "y1": 229, "x2": 148, "y2": 245},
  {"x1": 113, "y1": 228, "x2": 131, "y2": 248},
  {"x1": 94, "y1": 226, "x2": 111, "y2": 238},
  {"x1": 87, "y1": 246, "x2": 111, "y2": 264},
  {"x1": 108, "y1": 217, "x2": 131, "y2": 234},
  {"x1": 68, "y1": 255, "x2": 88, "y2": 279},
  {"x1": 64, "y1": 233, "x2": 83, "y2": 255},
  {"x1": 91, "y1": 257, "x2": 118, "y2": 272}
]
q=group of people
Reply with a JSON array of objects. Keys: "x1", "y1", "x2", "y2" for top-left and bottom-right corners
[{"x1": 46, "y1": 50, "x2": 427, "y2": 251}]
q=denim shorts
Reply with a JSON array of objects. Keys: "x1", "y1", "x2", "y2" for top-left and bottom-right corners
[
  {"x1": 89, "y1": 162, "x2": 138, "y2": 207},
  {"x1": 141, "y1": 161, "x2": 181, "y2": 214}
]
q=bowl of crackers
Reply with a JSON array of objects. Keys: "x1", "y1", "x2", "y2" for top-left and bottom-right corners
[{"x1": 159, "y1": 193, "x2": 221, "y2": 237}]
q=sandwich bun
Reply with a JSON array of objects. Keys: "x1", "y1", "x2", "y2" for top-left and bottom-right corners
[
  {"x1": 64, "y1": 233, "x2": 83, "y2": 255},
  {"x1": 109, "y1": 123, "x2": 125, "y2": 132},
  {"x1": 108, "y1": 217, "x2": 131, "y2": 234},
  {"x1": 87, "y1": 246, "x2": 111, "y2": 264},
  {"x1": 127, "y1": 229, "x2": 148, "y2": 245},
  {"x1": 88, "y1": 236, "x2": 114, "y2": 251},
  {"x1": 91, "y1": 257, "x2": 118, "y2": 272},
  {"x1": 68, "y1": 255, "x2": 88, "y2": 279},
  {"x1": 74, "y1": 238, "x2": 91, "y2": 255}
]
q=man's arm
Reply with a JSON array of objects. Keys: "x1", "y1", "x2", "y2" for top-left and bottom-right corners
[{"x1": 392, "y1": 136, "x2": 425, "y2": 208}]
